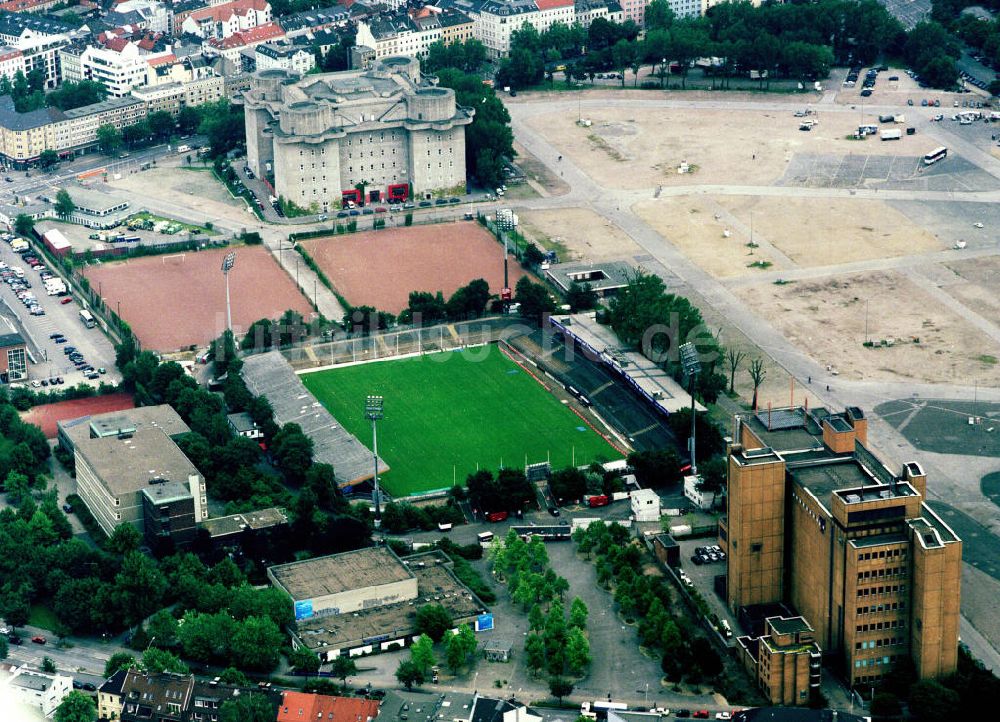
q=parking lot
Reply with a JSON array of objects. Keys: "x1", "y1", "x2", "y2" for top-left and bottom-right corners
[
  {"x1": 0, "y1": 235, "x2": 118, "y2": 386},
  {"x1": 778, "y1": 151, "x2": 1000, "y2": 191},
  {"x1": 674, "y1": 537, "x2": 737, "y2": 646}
]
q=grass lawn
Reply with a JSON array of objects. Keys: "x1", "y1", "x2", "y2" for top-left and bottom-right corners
[
  {"x1": 29, "y1": 603, "x2": 60, "y2": 632},
  {"x1": 301, "y1": 345, "x2": 622, "y2": 496}
]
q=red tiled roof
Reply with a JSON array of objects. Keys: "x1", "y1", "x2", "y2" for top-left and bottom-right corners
[
  {"x1": 188, "y1": 0, "x2": 269, "y2": 23},
  {"x1": 212, "y1": 21, "x2": 284, "y2": 49},
  {"x1": 535, "y1": 0, "x2": 574, "y2": 8},
  {"x1": 276, "y1": 692, "x2": 379, "y2": 722},
  {"x1": 147, "y1": 53, "x2": 177, "y2": 67}
]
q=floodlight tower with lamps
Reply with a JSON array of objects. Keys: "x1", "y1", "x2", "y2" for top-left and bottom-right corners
[
  {"x1": 221, "y1": 251, "x2": 236, "y2": 332},
  {"x1": 365, "y1": 395, "x2": 384, "y2": 529},
  {"x1": 679, "y1": 342, "x2": 701, "y2": 476}
]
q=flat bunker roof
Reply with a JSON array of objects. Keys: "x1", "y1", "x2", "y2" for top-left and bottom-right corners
[
  {"x1": 269, "y1": 547, "x2": 414, "y2": 601},
  {"x1": 294, "y1": 562, "x2": 485, "y2": 651}
]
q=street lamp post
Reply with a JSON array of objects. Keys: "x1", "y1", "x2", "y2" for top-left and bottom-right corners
[
  {"x1": 365, "y1": 395, "x2": 384, "y2": 530},
  {"x1": 679, "y1": 342, "x2": 701, "y2": 476},
  {"x1": 221, "y1": 251, "x2": 236, "y2": 332}
]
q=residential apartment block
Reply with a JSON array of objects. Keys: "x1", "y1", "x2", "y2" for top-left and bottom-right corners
[
  {"x1": 722, "y1": 405, "x2": 961, "y2": 690},
  {"x1": 0, "y1": 92, "x2": 145, "y2": 166},
  {"x1": 252, "y1": 41, "x2": 315, "y2": 74},
  {"x1": 131, "y1": 74, "x2": 225, "y2": 115},
  {"x1": 244, "y1": 56, "x2": 472, "y2": 211},
  {"x1": 0, "y1": 44, "x2": 23, "y2": 80},
  {"x1": 0, "y1": 663, "x2": 73, "y2": 719},
  {"x1": 181, "y1": 0, "x2": 273, "y2": 40},
  {"x1": 355, "y1": 7, "x2": 474, "y2": 61}
]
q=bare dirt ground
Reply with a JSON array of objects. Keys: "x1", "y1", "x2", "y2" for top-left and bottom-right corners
[
  {"x1": 299, "y1": 222, "x2": 523, "y2": 314},
  {"x1": 943, "y1": 257, "x2": 1000, "y2": 327},
  {"x1": 518, "y1": 207, "x2": 642, "y2": 261},
  {"x1": 524, "y1": 105, "x2": 929, "y2": 189},
  {"x1": 714, "y1": 196, "x2": 945, "y2": 266},
  {"x1": 108, "y1": 164, "x2": 251, "y2": 225},
  {"x1": 83, "y1": 246, "x2": 312, "y2": 351},
  {"x1": 735, "y1": 271, "x2": 1000, "y2": 385},
  {"x1": 633, "y1": 196, "x2": 785, "y2": 278},
  {"x1": 512, "y1": 141, "x2": 571, "y2": 197}
]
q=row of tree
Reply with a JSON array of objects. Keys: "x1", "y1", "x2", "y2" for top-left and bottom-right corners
[
  {"x1": 574, "y1": 521, "x2": 723, "y2": 683},
  {"x1": 489, "y1": 531, "x2": 592, "y2": 679},
  {"x1": 494, "y1": 0, "x2": 962, "y2": 91}
]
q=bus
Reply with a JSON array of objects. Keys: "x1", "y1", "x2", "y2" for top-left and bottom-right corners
[
  {"x1": 581, "y1": 701, "x2": 628, "y2": 720},
  {"x1": 79, "y1": 309, "x2": 96, "y2": 328},
  {"x1": 477, "y1": 531, "x2": 495, "y2": 546},
  {"x1": 923, "y1": 146, "x2": 947, "y2": 165}
]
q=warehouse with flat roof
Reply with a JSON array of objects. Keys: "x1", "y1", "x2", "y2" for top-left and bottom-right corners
[{"x1": 268, "y1": 547, "x2": 418, "y2": 620}]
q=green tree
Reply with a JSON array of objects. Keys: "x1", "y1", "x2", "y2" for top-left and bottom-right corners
[
  {"x1": 445, "y1": 624, "x2": 477, "y2": 673},
  {"x1": 271, "y1": 423, "x2": 314, "y2": 485},
  {"x1": 219, "y1": 667, "x2": 249, "y2": 686},
  {"x1": 114, "y1": 551, "x2": 168, "y2": 626},
  {"x1": 219, "y1": 693, "x2": 274, "y2": 722},
  {"x1": 107, "y1": 523, "x2": 142, "y2": 555},
  {"x1": 549, "y1": 468, "x2": 587, "y2": 504},
  {"x1": 0, "y1": 635, "x2": 7, "y2": 659},
  {"x1": 104, "y1": 651, "x2": 136, "y2": 678},
  {"x1": 871, "y1": 692, "x2": 903, "y2": 722},
  {"x1": 566, "y1": 281, "x2": 598, "y2": 312},
  {"x1": 3, "y1": 471, "x2": 31, "y2": 506},
  {"x1": 549, "y1": 676, "x2": 573, "y2": 703},
  {"x1": 148, "y1": 110, "x2": 175, "y2": 140},
  {"x1": 230, "y1": 616, "x2": 284, "y2": 671},
  {"x1": 142, "y1": 646, "x2": 189, "y2": 674},
  {"x1": 54, "y1": 691, "x2": 97, "y2": 722},
  {"x1": 288, "y1": 647, "x2": 320, "y2": 674},
  {"x1": 14, "y1": 214, "x2": 34, "y2": 237},
  {"x1": 96, "y1": 124, "x2": 122, "y2": 155},
  {"x1": 329, "y1": 655, "x2": 358, "y2": 685},
  {"x1": 410, "y1": 633, "x2": 437, "y2": 675},
  {"x1": 529, "y1": 603, "x2": 545, "y2": 631},
  {"x1": 628, "y1": 448, "x2": 682, "y2": 488},
  {"x1": 568, "y1": 597, "x2": 588, "y2": 630},
  {"x1": 415, "y1": 604, "x2": 453, "y2": 642},
  {"x1": 55, "y1": 189, "x2": 76, "y2": 218},
  {"x1": 565, "y1": 627, "x2": 591, "y2": 675},
  {"x1": 514, "y1": 276, "x2": 555, "y2": 324},
  {"x1": 695, "y1": 456, "x2": 727, "y2": 507},
  {"x1": 41, "y1": 655, "x2": 56, "y2": 673},
  {"x1": 908, "y1": 679, "x2": 959, "y2": 722},
  {"x1": 395, "y1": 659, "x2": 425, "y2": 690},
  {"x1": 145, "y1": 609, "x2": 180, "y2": 649},
  {"x1": 525, "y1": 633, "x2": 546, "y2": 673},
  {"x1": 38, "y1": 149, "x2": 60, "y2": 170}
]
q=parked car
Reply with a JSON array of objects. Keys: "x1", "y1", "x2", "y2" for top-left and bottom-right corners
[{"x1": 31, "y1": 635, "x2": 46, "y2": 644}]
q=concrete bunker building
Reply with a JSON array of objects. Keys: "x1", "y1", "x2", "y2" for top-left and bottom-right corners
[{"x1": 243, "y1": 56, "x2": 473, "y2": 211}]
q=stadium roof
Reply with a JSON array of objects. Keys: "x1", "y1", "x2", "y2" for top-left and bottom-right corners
[{"x1": 241, "y1": 352, "x2": 387, "y2": 487}]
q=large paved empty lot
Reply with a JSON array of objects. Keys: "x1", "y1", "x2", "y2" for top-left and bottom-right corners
[
  {"x1": 299, "y1": 222, "x2": 525, "y2": 314},
  {"x1": 83, "y1": 246, "x2": 312, "y2": 351}
]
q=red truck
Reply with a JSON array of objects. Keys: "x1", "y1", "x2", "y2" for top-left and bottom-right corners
[
  {"x1": 486, "y1": 511, "x2": 509, "y2": 523},
  {"x1": 587, "y1": 495, "x2": 609, "y2": 508}
]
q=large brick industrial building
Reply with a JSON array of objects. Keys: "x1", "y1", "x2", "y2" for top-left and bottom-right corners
[
  {"x1": 243, "y1": 56, "x2": 473, "y2": 212},
  {"x1": 722, "y1": 405, "x2": 961, "y2": 698}
]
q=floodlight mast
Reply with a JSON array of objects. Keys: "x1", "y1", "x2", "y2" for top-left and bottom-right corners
[
  {"x1": 365, "y1": 395, "x2": 384, "y2": 530},
  {"x1": 679, "y1": 342, "x2": 701, "y2": 476},
  {"x1": 221, "y1": 251, "x2": 236, "y2": 332}
]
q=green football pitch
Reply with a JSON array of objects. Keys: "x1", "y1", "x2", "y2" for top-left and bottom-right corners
[{"x1": 300, "y1": 345, "x2": 623, "y2": 496}]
